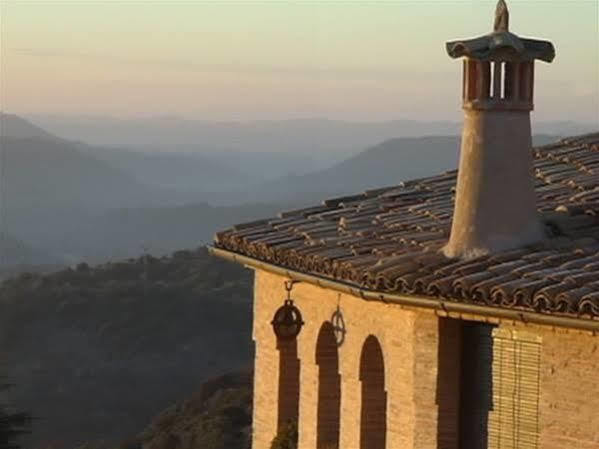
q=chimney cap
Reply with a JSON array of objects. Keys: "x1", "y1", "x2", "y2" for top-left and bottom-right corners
[{"x1": 445, "y1": 0, "x2": 555, "y2": 63}]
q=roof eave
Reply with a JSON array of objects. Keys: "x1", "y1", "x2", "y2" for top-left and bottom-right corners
[{"x1": 209, "y1": 246, "x2": 599, "y2": 333}]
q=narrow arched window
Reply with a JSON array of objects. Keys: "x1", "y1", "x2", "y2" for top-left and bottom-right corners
[
  {"x1": 277, "y1": 338, "x2": 300, "y2": 432},
  {"x1": 315, "y1": 322, "x2": 341, "y2": 449},
  {"x1": 359, "y1": 335, "x2": 387, "y2": 449}
]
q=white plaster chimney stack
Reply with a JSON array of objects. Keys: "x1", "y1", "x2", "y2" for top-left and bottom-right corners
[{"x1": 443, "y1": 0, "x2": 556, "y2": 259}]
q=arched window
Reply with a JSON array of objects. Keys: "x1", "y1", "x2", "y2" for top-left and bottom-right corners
[
  {"x1": 277, "y1": 338, "x2": 300, "y2": 432},
  {"x1": 315, "y1": 322, "x2": 341, "y2": 449},
  {"x1": 359, "y1": 335, "x2": 387, "y2": 449}
]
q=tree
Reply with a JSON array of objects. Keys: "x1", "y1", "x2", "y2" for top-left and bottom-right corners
[{"x1": 0, "y1": 382, "x2": 32, "y2": 449}]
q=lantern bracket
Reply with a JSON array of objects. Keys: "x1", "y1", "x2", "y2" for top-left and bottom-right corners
[
  {"x1": 284, "y1": 279, "x2": 300, "y2": 295},
  {"x1": 271, "y1": 280, "x2": 304, "y2": 340}
]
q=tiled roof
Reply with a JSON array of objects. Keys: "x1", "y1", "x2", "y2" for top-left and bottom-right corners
[{"x1": 214, "y1": 133, "x2": 599, "y2": 321}]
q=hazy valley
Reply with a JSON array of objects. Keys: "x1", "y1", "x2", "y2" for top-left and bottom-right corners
[{"x1": 0, "y1": 113, "x2": 580, "y2": 272}]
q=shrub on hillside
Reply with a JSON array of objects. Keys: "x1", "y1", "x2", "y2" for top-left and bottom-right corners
[{"x1": 269, "y1": 420, "x2": 298, "y2": 449}]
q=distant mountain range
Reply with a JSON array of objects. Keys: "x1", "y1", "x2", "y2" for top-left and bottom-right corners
[
  {"x1": 0, "y1": 114, "x2": 309, "y2": 264},
  {"x1": 0, "y1": 112, "x2": 588, "y2": 268},
  {"x1": 25, "y1": 114, "x2": 596, "y2": 153},
  {"x1": 0, "y1": 113, "x2": 252, "y2": 205},
  {"x1": 25, "y1": 115, "x2": 459, "y2": 152}
]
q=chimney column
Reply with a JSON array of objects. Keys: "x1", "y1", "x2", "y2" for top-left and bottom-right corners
[
  {"x1": 443, "y1": 0, "x2": 555, "y2": 258},
  {"x1": 443, "y1": 107, "x2": 541, "y2": 258}
]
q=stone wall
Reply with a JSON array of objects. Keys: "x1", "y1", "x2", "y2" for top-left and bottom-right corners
[
  {"x1": 538, "y1": 328, "x2": 599, "y2": 449},
  {"x1": 251, "y1": 269, "x2": 598, "y2": 449}
]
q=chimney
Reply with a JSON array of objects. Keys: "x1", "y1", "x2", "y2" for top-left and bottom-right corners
[{"x1": 443, "y1": 0, "x2": 556, "y2": 259}]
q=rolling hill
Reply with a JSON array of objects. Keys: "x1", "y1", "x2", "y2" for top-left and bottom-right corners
[
  {"x1": 0, "y1": 113, "x2": 168, "y2": 213},
  {"x1": 250, "y1": 134, "x2": 560, "y2": 202},
  {"x1": 0, "y1": 135, "x2": 176, "y2": 266},
  {"x1": 130, "y1": 371, "x2": 253, "y2": 449},
  {"x1": 0, "y1": 137, "x2": 161, "y2": 211},
  {"x1": 79, "y1": 145, "x2": 257, "y2": 194},
  {"x1": 42, "y1": 201, "x2": 309, "y2": 264},
  {"x1": 0, "y1": 112, "x2": 61, "y2": 141},
  {"x1": 0, "y1": 247, "x2": 253, "y2": 448}
]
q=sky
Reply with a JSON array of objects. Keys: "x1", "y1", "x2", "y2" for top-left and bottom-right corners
[{"x1": 1, "y1": 0, "x2": 598, "y2": 122}]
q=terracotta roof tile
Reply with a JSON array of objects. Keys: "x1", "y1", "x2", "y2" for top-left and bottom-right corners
[{"x1": 214, "y1": 133, "x2": 599, "y2": 321}]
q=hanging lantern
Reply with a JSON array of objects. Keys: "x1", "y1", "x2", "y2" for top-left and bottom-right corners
[{"x1": 271, "y1": 281, "x2": 304, "y2": 340}]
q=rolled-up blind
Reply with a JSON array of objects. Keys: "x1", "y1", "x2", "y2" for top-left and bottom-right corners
[{"x1": 487, "y1": 328, "x2": 542, "y2": 449}]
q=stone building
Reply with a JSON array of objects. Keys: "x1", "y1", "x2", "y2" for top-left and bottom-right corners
[{"x1": 211, "y1": 2, "x2": 599, "y2": 448}]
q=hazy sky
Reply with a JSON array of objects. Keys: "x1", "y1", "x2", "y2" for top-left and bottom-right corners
[{"x1": 1, "y1": 0, "x2": 598, "y2": 122}]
